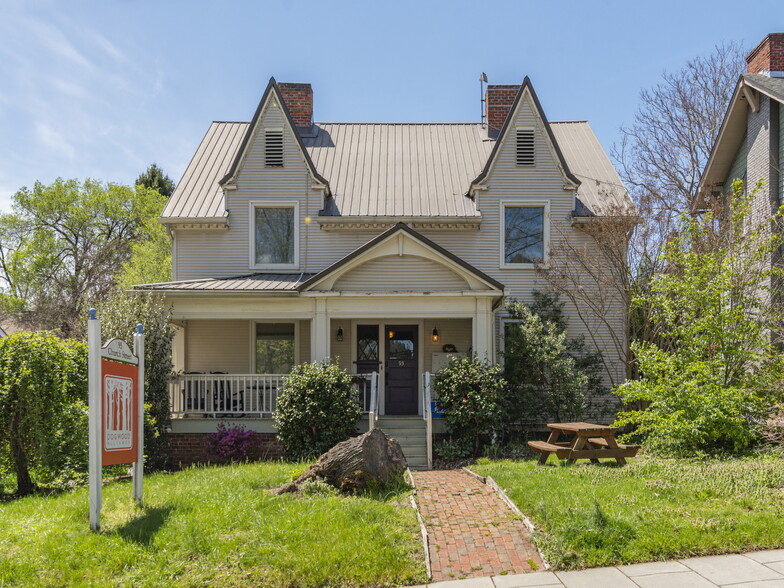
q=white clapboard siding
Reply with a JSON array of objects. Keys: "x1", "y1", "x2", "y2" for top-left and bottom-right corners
[
  {"x1": 422, "y1": 319, "x2": 472, "y2": 372},
  {"x1": 172, "y1": 92, "x2": 628, "y2": 386},
  {"x1": 186, "y1": 320, "x2": 251, "y2": 373},
  {"x1": 333, "y1": 255, "x2": 469, "y2": 291}
]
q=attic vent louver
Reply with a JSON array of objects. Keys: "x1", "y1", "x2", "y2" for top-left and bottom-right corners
[
  {"x1": 516, "y1": 129, "x2": 534, "y2": 166},
  {"x1": 265, "y1": 130, "x2": 284, "y2": 167}
]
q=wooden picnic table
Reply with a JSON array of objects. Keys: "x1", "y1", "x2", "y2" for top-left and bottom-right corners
[{"x1": 527, "y1": 422, "x2": 639, "y2": 465}]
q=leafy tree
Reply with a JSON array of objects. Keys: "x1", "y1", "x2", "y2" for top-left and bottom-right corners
[
  {"x1": 275, "y1": 361, "x2": 361, "y2": 460},
  {"x1": 615, "y1": 181, "x2": 784, "y2": 454},
  {"x1": 0, "y1": 332, "x2": 87, "y2": 495},
  {"x1": 0, "y1": 178, "x2": 166, "y2": 336},
  {"x1": 97, "y1": 291, "x2": 174, "y2": 470},
  {"x1": 116, "y1": 165, "x2": 175, "y2": 287},
  {"x1": 136, "y1": 163, "x2": 175, "y2": 198},
  {"x1": 116, "y1": 217, "x2": 172, "y2": 287}
]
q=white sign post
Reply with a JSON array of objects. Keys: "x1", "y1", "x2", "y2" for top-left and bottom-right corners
[
  {"x1": 88, "y1": 309, "x2": 102, "y2": 532},
  {"x1": 88, "y1": 309, "x2": 145, "y2": 532},
  {"x1": 133, "y1": 324, "x2": 145, "y2": 505}
]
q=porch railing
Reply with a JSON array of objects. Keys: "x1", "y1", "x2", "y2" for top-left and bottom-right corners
[{"x1": 169, "y1": 372, "x2": 378, "y2": 419}]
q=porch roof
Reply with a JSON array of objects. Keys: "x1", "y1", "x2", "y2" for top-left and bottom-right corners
[{"x1": 133, "y1": 272, "x2": 314, "y2": 293}]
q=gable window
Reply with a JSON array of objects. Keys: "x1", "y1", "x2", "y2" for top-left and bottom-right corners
[
  {"x1": 516, "y1": 129, "x2": 534, "y2": 166},
  {"x1": 251, "y1": 202, "x2": 298, "y2": 269},
  {"x1": 502, "y1": 203, "x2": 547, "y2": 266},
  {"x1": 255, "y1": 322, "x2": 295, "y2": 373},
  {"x1": 265, "y1": 130, "x2": 284, "y2": 167}
]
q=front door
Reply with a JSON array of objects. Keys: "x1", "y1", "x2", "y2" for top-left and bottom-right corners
[{"x1": 385, "y1": 325, "x2": 418, "y2": 415}]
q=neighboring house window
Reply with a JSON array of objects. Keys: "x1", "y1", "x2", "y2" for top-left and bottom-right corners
[
  {"x1": 502, "y1": 203, "x2": 547, "y2": 266},
  {"x1": 265, "y1": 130, "x2": 284, "y2": 167},
  {"x1": 516, "y1": 129, "x2": 534, "y2": 166},
  {"x1": 251, "y1": 203, "x2": 298, "y2": 269},
  {"x1": 255, "y1": 323, "x2": 295, "y2": 373}
]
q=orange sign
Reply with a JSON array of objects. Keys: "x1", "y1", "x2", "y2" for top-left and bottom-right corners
[{"x1": 101, "y1": 359, "x2": 138, "y2": 466}]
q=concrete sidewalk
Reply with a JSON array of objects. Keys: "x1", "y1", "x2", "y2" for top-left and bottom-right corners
[{"x1": 410, "y1": 549, "x2": 784, "y2": 587}]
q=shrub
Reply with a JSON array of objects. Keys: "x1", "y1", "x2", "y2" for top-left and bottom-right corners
[
  {"x1": 434, "y1": 438, "x2": 472, "y2": 461},
  {"x1": 274, "y1": 361, "x2": 361, "y2": 460},
  {"x1": 0, "y1": 332, "x2": 88, "y2": 495},
  {"x1": 434, "y1": 356, "x2": 506, "y2": 455},
  {"x1": 209, "y1": 423, "x2": 257, "y2": 462},
  {"x1": 503, "y1": 296, "x2": 597, "y2": 430}
]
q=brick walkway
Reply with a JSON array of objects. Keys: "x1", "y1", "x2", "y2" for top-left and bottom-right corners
[{"x1": 412, "y1": 470, "x2": 542, "y2": 582}]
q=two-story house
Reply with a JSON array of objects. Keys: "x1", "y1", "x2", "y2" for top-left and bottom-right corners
[
  {"x1": 138, "y1": 77, "x2": 633, "y2": 468},
  {"x1": 699, "y1": 33, "x2": 784, "y2": 219}
]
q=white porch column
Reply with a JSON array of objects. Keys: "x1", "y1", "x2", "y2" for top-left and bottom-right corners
[
  {"x1": 172, "y1": 321, "x2": 186, "y2": 372},
  {"x1": 311, "y1": 298, "x2": 329, "y2": 362},
  {"x1": 473, "y1": 297, "x2": 494, "y2": 361}
]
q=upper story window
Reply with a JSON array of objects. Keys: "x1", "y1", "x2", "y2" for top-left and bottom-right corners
[
  {"x1": 502, "y1": 202, "x2": 548, "y2": 267},
  {"x1": 251, "y1": 202, "x2": 298, "y2": 269},
  {"x1": 516, "y1": 129, "x2": 534, "y2": 166},
  {"x1": 265, "y1": 129, "x2": 284, "y2": 167}
]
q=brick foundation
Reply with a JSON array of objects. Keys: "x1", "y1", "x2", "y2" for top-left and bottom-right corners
[{"x1": 167, "y1": 432, "x2": 284, "y2": 467}]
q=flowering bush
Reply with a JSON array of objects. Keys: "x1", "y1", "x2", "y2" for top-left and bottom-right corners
[
  {"x1": 434, "y1": 356, "x2": 506, "y2": 455},
  {"x1": 209, "y1": 423, "x2": 257, "y2": 462}
]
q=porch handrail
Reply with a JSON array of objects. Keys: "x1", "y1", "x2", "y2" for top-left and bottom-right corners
[
  {"x1": 422, "y1": 371, "x2": 433, "y2": 469},
  {"x1": 367, "y1": 371, "x2": 380, "y2": 430}
]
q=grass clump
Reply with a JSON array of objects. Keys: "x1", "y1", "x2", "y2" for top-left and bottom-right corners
[
  {"x1": 0, "y1": 462, "x2": 426, "y2": 587},
  {"x1": 473, "y1": 451, "x2": 784, "y2": 569}
]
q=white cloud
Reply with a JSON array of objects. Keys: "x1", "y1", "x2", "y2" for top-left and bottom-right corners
[
  {"x1": 35, "y1": 123, "x2": 75, "y2": 160},
  {"x1": 23, "y1": 17, "x2": 94, "y2": 71},
  {"x1": 50, "y1": 78, "x2": 87, "y2": 98},
  {"x1": 89, "y1": 31, "x2": 127, "y2": 64}
]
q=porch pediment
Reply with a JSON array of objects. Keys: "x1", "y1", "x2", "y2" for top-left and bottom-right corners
[{"x1": 299, "y1": 223, "x2": 504, "y2": 294}]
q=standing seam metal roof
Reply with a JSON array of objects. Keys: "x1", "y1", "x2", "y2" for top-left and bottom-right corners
[{"x1": 162, "y1": 120, "x2": 631, "y2": 220}]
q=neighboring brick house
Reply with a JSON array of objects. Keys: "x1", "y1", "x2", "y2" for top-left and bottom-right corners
[
  {"x1": 699, "y1": 33, "x2": 784, "y2": 217},
  {"x1": 137, "y1": 77, "x2": 634, "y2": 467}
]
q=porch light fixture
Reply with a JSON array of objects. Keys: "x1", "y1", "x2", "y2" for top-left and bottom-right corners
[
  {"x1": 336, "y1": 326, "x2": 344, "y2": 342},
  {"x1": 431, "y1": 327, "x2": 440, "y2": 343}
]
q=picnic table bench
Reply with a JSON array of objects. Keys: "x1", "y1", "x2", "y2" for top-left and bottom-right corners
[{"x1": 528, "y1": 422, "x2": 640, "y2": 465}]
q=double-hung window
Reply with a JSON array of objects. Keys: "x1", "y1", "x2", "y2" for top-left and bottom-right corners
[
  {"x1": 501, "y1": 202, "x2": 548, "y2": 267},
  {"x1": 250, "y1": 202, "x2": 298, "y2": 269},
  {"x1": 255, "y1": 322, "x2": 295, "y2": 374}
]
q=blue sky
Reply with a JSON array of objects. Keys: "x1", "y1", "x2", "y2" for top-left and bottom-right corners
[{"x1": 0, "y1": 0, "x2": 780, "y2": 211}]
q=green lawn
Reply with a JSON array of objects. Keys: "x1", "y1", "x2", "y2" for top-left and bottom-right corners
[
  {"x1": 473, "y1": 451, "x2": 784, "y2": 570},
  {"x1": 0, "y1": 463, "x2": 427, "y2": 587}
]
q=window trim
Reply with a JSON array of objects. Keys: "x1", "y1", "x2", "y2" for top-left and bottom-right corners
[
  {"x1": 499, "y1": 200, "x2": 550, "y2": 269},
  {"x1": 248, "y1": 201, "x2": 300, "y2": 270},
  {"x1": 251, "y1": 319, "x2": 299, "y2": 374}
]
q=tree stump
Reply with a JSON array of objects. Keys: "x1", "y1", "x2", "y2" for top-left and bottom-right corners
[{"x1": 273, "y1": 428, "x2": 408, "y2": 494}]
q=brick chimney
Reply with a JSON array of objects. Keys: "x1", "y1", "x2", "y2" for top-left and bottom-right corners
[
  {"x1": 746, "y1": 33, "x2": 784, "y2": 75},
  {"x1": 278, "y1": 82, "x2": 313, "y2": 126},
  {"x1": 486, "y1": 85, "x2": 521, "y2": 131}
]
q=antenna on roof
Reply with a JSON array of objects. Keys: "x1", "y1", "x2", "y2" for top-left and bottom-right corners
[{"x1": 480, "y1": 72, "x2": 488, "y2": 128}]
